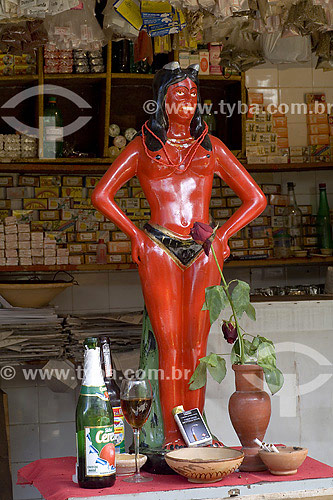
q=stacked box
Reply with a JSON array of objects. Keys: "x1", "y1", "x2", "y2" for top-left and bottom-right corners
[{"x1": 305, "y1": 94, "x2": 331, "y2": 161}]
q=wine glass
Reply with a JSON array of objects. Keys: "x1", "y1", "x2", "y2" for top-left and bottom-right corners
[{"x1": 120, "y1": 377, "x2": 153, "y2": 482}]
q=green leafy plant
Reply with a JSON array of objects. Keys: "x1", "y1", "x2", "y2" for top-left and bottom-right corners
[{"x1": 189, "y1": 222, "x2": 284, "y2": 395}]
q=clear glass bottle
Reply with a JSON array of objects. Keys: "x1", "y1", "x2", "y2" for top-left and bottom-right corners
[
  {"x1": 43, "y1": 96, "x2": 63, "y2": 159},
  {"x1": 283, "y1": 182, "x2": 303, "y2": 254},
  {"x1": 96, "y1": 239, "x2": 107, "y2": 264},
  {"x1": 100, "y1": 336, "x2": 126, "y2": 454},
  {"x1": 76, "y1": 337, "x2": 116, "y2": 489},
  {"x1": 316, "y1": 183, "x2": 332, "y2": 251}
]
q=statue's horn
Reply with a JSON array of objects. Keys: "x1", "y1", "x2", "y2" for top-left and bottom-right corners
[
  {"x1": 188, "y1": 64, "x2": 199, "y2": 73},
  {"x1": 163, "y1": 61, "x2": 181, "y2": 71}
]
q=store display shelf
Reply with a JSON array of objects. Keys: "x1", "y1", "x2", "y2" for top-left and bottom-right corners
[
  {"x1": 1, "y1": 257, "x2": 332, "y2": 274},
  {"x1": 0, "y1": 159, "x2": 111, "y2": 173},
  {"x1": 111, "y1": 73, "x2": 241, "y2": 81},
  {"x1": 0, "y1": 75, "x2": 39, "y2": 82},
  {"x1": 44, "y1": 73, "x2": 107, "y2": 81},
  {"x1": 246, "y1": 161, "x2": 333, "y2": 172}
]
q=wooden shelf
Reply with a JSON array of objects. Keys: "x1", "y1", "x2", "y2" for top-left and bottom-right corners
[
  {"x1": 44, "y1": 73, "x2": 106, "y2": 81},
  {"x1": 1, "y1": 256, "x2": 332, "y2": 273},
  {"x1": 111, "y1": 73, "x2": 241, "y2": 81},
  {"x1": 0, "y1": 159, "x2": 111, "y2": 173},
  {"x1": 246, "y1": 162, "x2": 333, "y2": 172},
  {"x1": 0, "y1": 75, "x2": 38, "y2": 85}
]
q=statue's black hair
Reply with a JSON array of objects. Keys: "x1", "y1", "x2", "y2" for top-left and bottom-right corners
[{"x1": 142, "y1": 64, "x2": 212, "y2": 152}]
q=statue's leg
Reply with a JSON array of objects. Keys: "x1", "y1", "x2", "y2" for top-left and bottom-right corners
[
  {"x1": 182, "y1": 248, "x2": 222, "y2": 412},
  {"x1": 137, "y1": 237, "x2": 185, "y2": 447}
]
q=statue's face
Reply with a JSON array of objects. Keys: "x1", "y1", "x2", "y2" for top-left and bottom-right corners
[{"x1": 165, "y1": 78, "x2": 197, "y2": 123}]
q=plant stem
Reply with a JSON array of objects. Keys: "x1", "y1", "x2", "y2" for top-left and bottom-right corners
[{"x1": 211, "y1": 246, "x2": 245, "y2": 364}]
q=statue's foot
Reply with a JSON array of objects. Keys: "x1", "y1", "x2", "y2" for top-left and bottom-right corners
[
  {"x1": 163, "y1": 438, "x2": 186, "y2": 451},
  {"x1": 209, "y1": 438, "x2": 224, "y2": 448}
]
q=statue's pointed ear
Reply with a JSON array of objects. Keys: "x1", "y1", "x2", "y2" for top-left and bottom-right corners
[
  {"x1": 163, "y1": 61, "x2": 181, "y2": 71},
  {"x1": 188, "y1": 64, "x2": 199, "y2": 73}
]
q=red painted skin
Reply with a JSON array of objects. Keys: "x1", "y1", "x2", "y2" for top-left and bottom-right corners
[{"x1": 92, "y1": 78, "x2": 267, "y2": 447}]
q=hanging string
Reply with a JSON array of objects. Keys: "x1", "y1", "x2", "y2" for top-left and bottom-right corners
[{"x1": 141, "y1": 120, "x2": 208, "y2": 173}]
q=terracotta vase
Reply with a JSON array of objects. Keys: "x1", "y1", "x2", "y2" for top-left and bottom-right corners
[{"x1": 228, "y1": 364, "x2": 271, "y2": 472}]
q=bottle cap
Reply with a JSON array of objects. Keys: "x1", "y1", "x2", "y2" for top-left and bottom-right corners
[
  {"x1": 98, "y1": 239, "x2": 105, "y2": 244},
  {"x1": 319, "y1": 183, "x2": 326, "y2": 188},
  {"x1": 287, "y1": 182, "x2": 295, "y2": 189},
  {"x1": 49, "y1": 96, "x2": 57, "y2": 103},
  {"x1": 172, "y1": 405, "x2": 185, "y2": 416},
  {"x1": 204, "y1": 99, "x2": 212, "y2": 105}
]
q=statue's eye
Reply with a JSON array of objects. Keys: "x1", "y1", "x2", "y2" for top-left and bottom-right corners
[
  {"x1": 177, "y1": 90, "x2": 185, "y2": 96},
  {"x1": 190, "y1": 89, "x2": 197, "y2": 97}
]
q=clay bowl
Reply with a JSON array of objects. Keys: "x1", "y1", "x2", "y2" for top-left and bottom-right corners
[
  {"x1": 165, "y1": 447, "x2": 244, "y2": 483},
  {"x1": 259, "y1": 446, "x2": 308, "y2": 475},
  {"x1": 0, "y1": 282, "x2": 73, "y2": 308},
  {"x1": 116, "y1": 453, "x2": 147, "y2": 476}
]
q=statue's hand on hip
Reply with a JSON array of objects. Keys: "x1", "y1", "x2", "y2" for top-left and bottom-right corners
[
  {"x1": 131, "y1": 230, "x2": 150, "y2": 265},
  {"x1": 214, "y1": 232, "x2": 231, "y2": 262}
]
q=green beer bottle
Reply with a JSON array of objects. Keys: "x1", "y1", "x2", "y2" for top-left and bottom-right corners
[
  {"x1": 316, "y1": 183, "x2": 332, "y2": 250},
  {"x1": 100, "y1": 336, "x2": 126, "y2": 454},
  {"x1": 76, "y1": 337, "x2": 116, "y2": 489}
]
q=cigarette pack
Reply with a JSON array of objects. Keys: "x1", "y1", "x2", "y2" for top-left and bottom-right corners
[
  {"x1": 56, "y1": 248, "x2": 69, "y2": 257},
  {"x1": 119, "y1": 198, "x2": 141, "y2": 210},
  {"x1": 57, "y1": 256, "x2": 69, "y2": 265},
  {"x1": 40, "y1": 176, "x2": 61, "y2": 186},
  {"x1": 32, "y1": 257, "x2": 44, "y2": 265},
  {"x1": 266, "y1": 155, "x2": 288, "y2": 164},
  {"x1": 31, "y1": 248, "x2": 43, "y2": 257},
  {"x1": 5, "y1": 249, "x2": 17, "y2": 258},
  {"x1": 31, "y1": 232, "x2": 44, "y2": 241},
  {"x1": 48, "y1": 198, "x2": 71, "y2": 210},
  {"x1": 249, "y1": 238, "x2": 271, "y2": 248},
  {"x1": 199, "y1": 50, "x2": 209, "y2": 75},
  {"x1": 227, "y1": 197, "x2": 242, "y2": 208},
  {"x1": 71, "y1": 198, "x2": 93, "y2": 209},
  {"x1": 140, "y1": 199, "x2": 150, "y2": 209},
  {"x1": 19, "y1": 175, "x2": 40, "y2": 187},
  {"x1": 307, "y1": 124, "x2": 330, "y2": 135},
  {"x1": 273, "y1": 127, "x2": 288, "y2": 138},
  {"x1": 19, "y1": 249, "x2": 32, "y2": 258},
  {"x1": 85, "y1": 176, "x2": 102, "y2": 188},
  {"x1": 5, "y1": 225, "x2": 17, "y2": 235},
  {"x1": 269, "y1": 194, "x2": 288, "y2": 206},
  {"x1": 0, "y1": 176, "x2": 13, "y2": 186},
  {"x1": 76, "y1": 232, "x2": 97, "y2": 242},
  {"x1": 107, "y1": 241, "x2": 131, "y2": 253},
  {"x1": 44, "y1": 257, "x2": 56, "y2": 265},
  {"x1": 61, "y1": 187, "x2": 84, "y2": 198},
  {"x1": 290, "y1": 156, "x2": 308, "y2": 163},
  {"x1": 107, "y1": 254, "x2": 127, "y2": 263},
  {"x1": 248, "y1": 227, "x2": 272, "y2": 239},
  {"x1": 100, "y1": 222, "x2": 117, "y2": 231},
  {"x1": 299, "y1": 205, "x2": 312, "y2": 215},
  {"x1": 19, "y1": 258, "x2": 32, "y2": 266},
  {"x1": 35, "y1": 187, "x2": 59, "y2": 198},
  {"x1": 271, "y1": 216, "x2": 284, "y2": 227},
  {"x1": 85, "y1": 243, "x2": 97, "y2": 253},
  {"x1": 248, "y1": 92, "x2": 263, "y2": 105},
  {"x1": 23, "y1": 199, "x2": 48, "y2": 210},
  {"x1": 0, "y1": 201, "x2": 11, "y2": 210},
  {"x1": 209, "y1": 198, "x2": 227, "y2": 208},
  {"x1": 307, "y1": 114, "x2": 328, "y2": 124},
  {"x1": 45, "y1": 232, "x2": 67, "y2": 244},
  {"x1": 17, "y1": 224, "x2": 30, "y2": 233},
  {"x1": 5, "y1": 216, "x2": 17, "y2": 226},
  {"x1": 273, "y1": 116, "x2": 287, "y2": 128},
  {"x1": 7, "y1": 187, "x2": 34, "y2": 199},
  {"x1": 18, "y1": 232, "x2": 30, "y2": 242},
  {"x1": 85, "y1": 254, "x2": 97, "y2": 264},
  {"x1": 212, "y1": 208, "x2": 233, "y2": 219},
  {"x1": 247, "y1": 156, "x2": 268, "y2": 164},
  {"x1": 277, "y1": 137, "x2": 289, "y2": 148},
  {"x1": 63, "y1": 176, "x2": 83, "y2": 186},
  {"x1": 44, "y1": 247, "x2": 56, "y2": 257},
  {"x1": 18, "y1": 241, "x2": 31, "y2": 250},
  {"x1": 114, "y1": 188, "x2": 129, "y2": 198},
  {"x1": 76, "y1": 221, "x2": 99, "y2": 232},
  {"x1": 249, "y1": 216, "x2": 270, "y2": 226},
  {"x1": 304, "y1": 236, "x2": 318, "y2": 246},
  {"x1": 261, "y1": 184, "x2": 281, "y2": 195},
  {"x1": 229, "y1": 240, "x2": 248, "y2": 249},
  {"x1": 221, "y1": 187, "x2": 234, "y2": 197},
  {"x1": 231, "y1": 250, "x2": 248, "y2": 258},
  {"x1": 69, "y1": 255, "x2": 84, "y2": 265},
  {"x1": 40, "y1": 211, "x2": 59, "y2": 221},
  {"x1": 31, "y1": 241, "x2": 43, "y2": 249},
  {"x1": 68, "y1": 243, "x2": 86, "y2": 254},
  {"x1": 248, "y1": 249, "x2": 272, "y2": 257},
  {"x1": 112, "y1": 232, "x2": 130, "y2": 241}
]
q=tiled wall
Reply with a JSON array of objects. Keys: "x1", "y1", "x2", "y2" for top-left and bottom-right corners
[{"x1": 3, "y1": 59, "x2": 333, "y2": 500}]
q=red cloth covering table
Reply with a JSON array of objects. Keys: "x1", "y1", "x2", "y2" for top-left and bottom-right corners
[{"x1": 17, "y1": 455, "x2": 333, "y2": 500}]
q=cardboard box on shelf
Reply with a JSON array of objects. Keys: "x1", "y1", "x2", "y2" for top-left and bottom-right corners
[
  {"x1": 63, "y1": 176, "x2": 83, "y2": 187},
  {"x1": 229, "y1": 239, "x2": 248, "y2": 250},
  {"x1": 23, "y1": 199, "x2": 48, "y2": 210},
  {"x1": 107, "y1": 241, "x2": 131, "y2": 253}
]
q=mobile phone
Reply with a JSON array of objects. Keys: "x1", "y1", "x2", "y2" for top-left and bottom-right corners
[{"x1": 173, "y1": 407, "x2": 212, "y2": 447}]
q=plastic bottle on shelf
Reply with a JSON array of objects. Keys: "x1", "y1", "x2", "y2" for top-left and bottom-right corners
[
  {"x1": 283, "y1": 182, "x2": 303, "y2": 255},
  {"x1": 316, "y1": 183, "x2": 333, "y2": 254},
  {"x1": 96, "y1": 239, "x2": 107, "y2": 264}
]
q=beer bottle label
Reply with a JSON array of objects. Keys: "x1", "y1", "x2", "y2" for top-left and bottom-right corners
[
  {"x1": 80, "y1": 385, "x2": 109, "y2": 401},
  {"x1": 84, "y1": 426, "x2": 116, "y2": 477},
  {"x1": 113, "y1": 407, "x2": 125, "y2": 453}
]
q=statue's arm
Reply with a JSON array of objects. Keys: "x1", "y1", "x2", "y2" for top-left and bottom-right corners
[
  {"x1": 91, "y1": 137, "x2": 145, "y2": 263},
  {"x1": 211, "y1": 136, "x2": 267, "y2": 257}
]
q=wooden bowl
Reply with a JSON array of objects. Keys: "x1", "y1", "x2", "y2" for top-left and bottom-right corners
[
  {"x1": 115, "y1": 453, "x2": 147, "y2": 476},
  {"x1": 259, "y1": 446, "x2": 308, "y2": 475},
  {"x1": 0, "y1": 282, "x2": 73, "y2": 308},
  {"x1": 165, "y1": 447, "x2": 244, "y2": 483}
]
